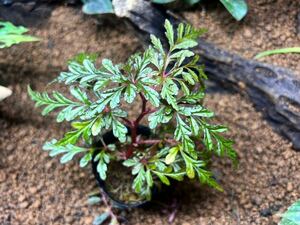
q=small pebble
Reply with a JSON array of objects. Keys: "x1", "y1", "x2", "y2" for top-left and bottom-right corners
[
  {"x1": 19, "y1": 201, "x2": 29, "y2": 209},
  {"x1": 0, "y1": 170, "x2": 6, "y2": 183},
  {"x1": 287, "y1": 182, "x2": 293, "y2": 192}
]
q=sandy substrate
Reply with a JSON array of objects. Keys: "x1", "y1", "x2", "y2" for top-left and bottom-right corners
[
  {"x1": 0, "y1": 3, "x2": 299, "y2": 225},
  {"x1": 183, "y1": 0, "x2": 300, "y2": 74}
]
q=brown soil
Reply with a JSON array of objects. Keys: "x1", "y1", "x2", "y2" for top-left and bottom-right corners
[
  {"x1": 183, "y1": 0, "x2": 300, "y2": 74},
  {"x1": 105, "y1": 162, "x2": 144, "y2": 204},
  {"x1": 0, "y1": 3, "x2": 299, "y2": 225}
]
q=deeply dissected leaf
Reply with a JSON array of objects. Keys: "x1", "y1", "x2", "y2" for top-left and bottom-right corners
[
  {"x1": 124, "y1": 84, "x2": 137, "y2": 103},
  {"x1": 133, "y1": 168, "x2": 146, "y2": 193},
  {"x1": 43, "y1": 140, "x2": 90, "y2": 165},
  {"x1": 142, "y1": 85, "x2": 160, "y2": 107},
  {"x1": 161, "y1": 78, "x2": 179, "y2": 109},
  {"x1": 91, "y1": 117, "x2": 104, "y2": 136},
  {"x1": 204, "y1": 128, "x2": 213, "y2": 150},
  {"x1": 80, "y1": 152, "x2": 93, "y2": 167},
  {"x1": 70, "y1": 86, "x2": 90, "y2": 104},
  {"x1": 112, "y1": 118, "x2": 127, "y2": 143},
  {"x1": 145, "y1": 170, "x2": 153, "y2": 187},
  {"x1": 174, "y1": 115, "x2": 191, "y2": 141},
  {"x1": 150, "y1": 34, "x2": 165, "y2": 55},
  {"x1": 164, "y1": 19, "x2": 174, "y2": 48},
  {"x1": 152, "y1": 171, "x2": 170, "y2": 185},
  {"x1": 148, "y1": 106, "x2": 173, "y2": 129},
  {"x1": 165, "y1": 146, "x2": 179, "y2": 164},
  {"x1": 28, "y1": 86, "x2": 89, "y2": 122},
  {"x1": 95, "y1": 151, "x2": 110, "y2": 180}
]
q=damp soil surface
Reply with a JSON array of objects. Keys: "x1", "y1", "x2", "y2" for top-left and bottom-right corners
[{"x1": 0, "y1": 3, "x2": 300, "y2": 225}]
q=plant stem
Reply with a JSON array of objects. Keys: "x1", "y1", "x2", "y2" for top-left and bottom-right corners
[
  {"x1": 121, "y1": 117, "x2": 131, "y2": 127},
  {"x1": 131, "y1": 93, "x2": 149, "y2": 144},
  {"x1": 100, "y1": 190, "x2": 120, "y2": 225},
  {"x1": 123, "y1": 93, "x2": 158, "y2": 158}
]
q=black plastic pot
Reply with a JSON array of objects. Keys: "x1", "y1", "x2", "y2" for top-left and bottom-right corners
[{"x1": 91, "y1": 125, "x2": 152, "y2": 209}]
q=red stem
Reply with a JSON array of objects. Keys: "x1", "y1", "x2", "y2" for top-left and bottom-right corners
[
  {"x1": 121, "y1": 93, "x2": 160, "y2": 159},
  {"x1": 121, "y1": 117, "x2": 131, "y2": 127},
  {"x1": 131, "y1": 93, "x2": 148, "y2": 144}
]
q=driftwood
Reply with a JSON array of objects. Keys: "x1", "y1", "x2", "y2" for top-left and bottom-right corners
[
  {"x1": 112, "y1": 0, "x2": 300, "y2": 150},
  {"x1": 0, "y1": 0, "x2": 80, "y2": 26}
]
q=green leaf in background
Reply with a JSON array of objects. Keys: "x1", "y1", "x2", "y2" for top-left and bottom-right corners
[
  {"x1": 255, "y1": 47, "x2": 300, "y2": 59},
  {"x1": 82, "y1": 0, "x2": 114, "y2": 15},
  {"x1": 183, "y1": 0, "x2": 201, "y2": 5},
  {"x1": 219, "y1": 0, "x2": 248, "y2": 21},
  {"x1": 68, "y1": 52, "x2": 98, "y2": 64},
  {"x1": 279, "y1": 199, "x2": 300, "y2": 225},
  {"x1": 87, "y1": 196, "x2": 102, "y2": 205},
  {"x1": 152, "y1": 0, "x2": 176, "y2": 3},
  {"x1": 93, "y1": 212, "x2": 110, "y2": 225},
  {"x1": 0, "y1": 21, "x2": 39, "y2": 48}
]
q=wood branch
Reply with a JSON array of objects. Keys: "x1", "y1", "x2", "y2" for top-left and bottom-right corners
[
  {"x1": 0, "y1": 0, "x2": 79, "y2": 26},
  {"x1": 113, "y1": 0, "x2": 300, "y2": 150}
]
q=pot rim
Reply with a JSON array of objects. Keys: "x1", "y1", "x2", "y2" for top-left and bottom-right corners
[{"x1": 91, "y1": 125, "x2": 152, "y2": 209}]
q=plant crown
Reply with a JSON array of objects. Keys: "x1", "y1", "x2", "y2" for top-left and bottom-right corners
[{"x1": 28, "y1": 20, "x2": 237, "y2": 199}]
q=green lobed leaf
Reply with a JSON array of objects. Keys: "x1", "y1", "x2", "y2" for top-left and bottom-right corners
[
  {"x1": 124, "y1": 84, "x2": 137, "y2": 103},
  {"x1": 150, "y1": 34, "x2": 164, "y2": 55},
  {"x1": 152, "y1": 171, "x2": 170, "y2": 185},
  {"x1": 80, "y1": 152, "x2": 92, "y2": 167},
  {"x1": 145, "y1": 170, "x2": 153, "y2": 187},
  {"x1": 204, "y1": 128, "x2": 213, "y2": 150},
  {"x1": 164, "y1": 19, "x2": 174, "y2": 48},
  {"x1": 70, "y1": 86, "x2": 90, "y2": 104},
  {"x1": 142, "y1": 85, "x2": 160, "y2": 107},
  {"x1": 43, "y1": 140, "x2": 90, "y2": 165},
  {"x1": 174, "y1": 115, "x2": 192, "y2": 141},
  {"x1": 161, "y1": 78, "x2": 179, "y2": 110},
  {"x1": 112, "y1": 118, "x2": 127, "y2": 143},
  {"x1": 91, "y1": 117, "x2": 104, "y2": 136},
  {"x1": 95, "y1": 151, "x2": 110, "y2": 180},
  {"x1": 165, "y1": 146, "x2": 179, "y2": 164},
  {"x1": 148, "y1": 106, "x2": 173, "y2": 129},
  {"x1": 28, "y1": 86, "x2": 90, "y2": 123},
  {"x1": 133, "y1": 168, "x2": 146, "y2": 193}
]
